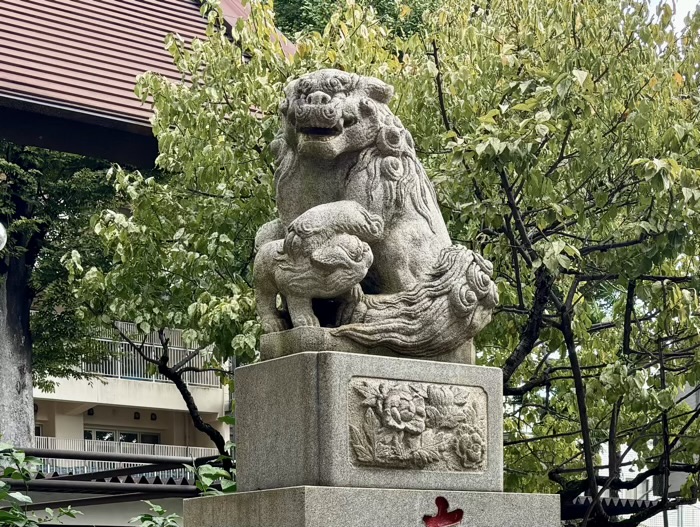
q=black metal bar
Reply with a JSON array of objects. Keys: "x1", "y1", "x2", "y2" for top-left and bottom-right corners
[
  {"x1": 44, "y1": 462, "x2": 188, "y2": 481},
  {"x1": 2, "y1": 478, "x2": 199, "y2": 494},
  {"x1": 22, "y1": 448, "x2": 218, "y2": 465},
  {"x1": 561, "y1": 497, "x2": 659, "y2": 520},
  {"x1": 2, "y1": 492, "x2": 189, "y2": 512}
]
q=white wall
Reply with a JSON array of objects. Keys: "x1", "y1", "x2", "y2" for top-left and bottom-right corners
[
  {"x1": 34, "y1": 403, "x2": 228, "y2": 447},
  {"x1": 35, "y1": 377, "x2": 228, "y2": 416}
]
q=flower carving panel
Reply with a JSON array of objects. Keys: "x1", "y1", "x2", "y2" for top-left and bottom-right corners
[{"x1": 348, "y1": 377, "x2": 487, "y2": 471}]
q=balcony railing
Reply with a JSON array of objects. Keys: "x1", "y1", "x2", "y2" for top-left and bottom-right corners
[
  {"x1": 33, "y1": 436, "x2": 219, "y2": 478},
  {"x1": 83, "y1": 322, "x2": 223, "y2": 387}
]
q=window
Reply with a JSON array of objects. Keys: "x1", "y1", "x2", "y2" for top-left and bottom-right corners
[
  {"x1": 119, "y1": 432, "x2": 138, "y2": 443},
  {"x1": 140, "y1": 433, "x2": 160, "y2": 445},
  {"x1": 34, "y1": 424, "x2": 42, "y2": 437},
  {"x1": 84, "y1": 429, "x2": 160, "y2": 444}
]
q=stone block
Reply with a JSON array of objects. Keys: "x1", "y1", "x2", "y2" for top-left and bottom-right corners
[
  {"x1": 183, "y1": 486, "x2": 560, "y2": 527},
  {"x1": 235, "y1": 351, "x2": 502, "y2": 492},
  {"x1": 260, "y1": 327, "x2": 475, "y2": 364}
]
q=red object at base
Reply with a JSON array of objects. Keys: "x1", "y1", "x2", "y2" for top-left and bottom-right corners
[{"x1": 423, "y1": 497, "x2": 464, "y2": 527}]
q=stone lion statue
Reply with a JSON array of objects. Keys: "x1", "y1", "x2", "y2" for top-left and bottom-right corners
[
  {"x1": 263, "y1": 69, "x2": 451, "y2": 294},
  {"x1": 253, "y1": 69, "x2": 497, "y2": 360}
]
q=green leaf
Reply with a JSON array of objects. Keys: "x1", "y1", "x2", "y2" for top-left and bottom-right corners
[
  {"x1": 572, "y1": 69, "x2": 589, "y2": 87},
  {"x1": 8, "y1": 492, "x2": 32, "y2": 504}
]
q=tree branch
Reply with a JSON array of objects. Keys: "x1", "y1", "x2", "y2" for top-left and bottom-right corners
[
  {"x1": 561, "y1": 304, "x2": 601, "y2": 518},
  {"x1": 154, "y1": 331, "x2": 231, "y2": 469},
  {"x1": 430, "y1": 40, "x2": 453, "y2": 133},
  {"x1": 502, "y1": 266, "x2": 554, "y2": 386},
  {"x1": 543, "y1": 122, "x2": 574, "y2": 179},
  {"x1": 622, "y1": 280, "x2": 636, "y2": 356},
  {"x1": 580, "y1": 234, "x2": 652, "y2": 255},
  {"x1": 172, "y1": 346, "x2": 208, "y2": 372}
]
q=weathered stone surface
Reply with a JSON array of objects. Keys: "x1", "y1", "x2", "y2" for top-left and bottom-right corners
[
  {"x1": 183, "y1": 486, "x2": 560, "y2": 527},
  {"x1": 0, "y1": 222, "x2": 6, "y2": 250},
  {"x1": 235, "y1": 351, "x2": 502, "y2": 492},
  {"x1": 253, "y1": 69, "x2": 498, "y2": 359},
  {"x1": 259, "y1": 326, "x2": 475, "y2": 364}
]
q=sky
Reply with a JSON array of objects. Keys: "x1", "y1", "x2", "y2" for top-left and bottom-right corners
[{"x1": 671, "y1": 0, "x2": 700, "y2": 27}]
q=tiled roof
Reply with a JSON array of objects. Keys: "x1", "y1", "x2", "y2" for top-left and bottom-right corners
[{"x1": 0, "y1": 0, "x2": 247, "y2": 128}]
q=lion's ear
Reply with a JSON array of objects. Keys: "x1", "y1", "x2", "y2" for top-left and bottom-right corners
[
  {"x1": 284, "y1": 78, "x2": 299, "y2": 98},
  {"x1": 365, "y1": 78, "x2": 394, "y2": 104}
]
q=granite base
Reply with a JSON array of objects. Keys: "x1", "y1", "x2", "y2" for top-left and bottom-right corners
[
  {"x1": 235, "y1": 351, "x2": 502, "y2": 492},
  {"x1": 260, "y1": 327, "x2": 475, "y2": 364},
  {"x1": 183, "y1": 486, "x2": 560, "y2": 527}
]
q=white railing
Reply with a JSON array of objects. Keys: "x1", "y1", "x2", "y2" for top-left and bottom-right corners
[
  {"x1": 83, "y1": 322, "x2": 223, "y2": 387},
  {"x1": 33, "y1": 436, "x2": 219, "y2": 478},
  {"x1": 94, "y1": 322, "x2": 205, "y2": 350}
]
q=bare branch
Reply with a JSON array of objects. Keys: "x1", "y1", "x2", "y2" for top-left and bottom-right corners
[
  {"x1": 502, "y1": 267, "x2": 554, "y2": 386},
  {"x1": 110, "y1": 322, "x2": 158, "y2": 365},
  {"x1": 543, "y1": 122, "x2": 574, "y2": 179},
  {"x1": 430, "y1": 40, "x2": 454, "y2": 133},
  {"x1": 172, "y1": 346, "x2": 209, "y2": 372}
]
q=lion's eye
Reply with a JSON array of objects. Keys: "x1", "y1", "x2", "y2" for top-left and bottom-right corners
[
  {"x1": 299, "y1": 79, "x2": 313, "y2": 94},
  {"x1": 327, "y1": 75, "x2": 351, "y2": 92}
]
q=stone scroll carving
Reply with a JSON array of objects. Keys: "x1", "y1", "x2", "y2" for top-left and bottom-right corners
[
  {"x1": 253, "y1": 69, "x2": 498, "y2": 359},
  {"x1": 348, "y1": 378, "x2": 487, "y2": 471}
]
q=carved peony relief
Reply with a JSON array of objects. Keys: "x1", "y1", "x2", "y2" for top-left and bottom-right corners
[{"x1": 349, "y1": 377, "x2": 487, "y2": 471}]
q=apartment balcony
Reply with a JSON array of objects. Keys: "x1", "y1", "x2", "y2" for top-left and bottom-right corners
[
  {"x1": 35, "y1": 322, "x2": 230, "y2": 417},
  {"x1": 32, "y1": 436, "x2": 219, "y2": 478},
  {"x1": 86, "y1": 321, "x2": 222, "y2": 388}
]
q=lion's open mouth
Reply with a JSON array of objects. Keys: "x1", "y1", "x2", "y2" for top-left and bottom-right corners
[{"x1": 299, "y1": 124, "x2": 343, "y2": 138}]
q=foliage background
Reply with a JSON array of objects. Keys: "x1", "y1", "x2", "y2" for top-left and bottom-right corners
[
  {"x1": 65, "y1": 0, "x2": 700, "y2": 523},
  {"x1": 0, "y1": 143, "x2": 119, "y2": 390}
]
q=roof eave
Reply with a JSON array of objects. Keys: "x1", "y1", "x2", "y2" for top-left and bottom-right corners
[{"x1": 0, "y1": 92, "x2": 158, "y2": 169}]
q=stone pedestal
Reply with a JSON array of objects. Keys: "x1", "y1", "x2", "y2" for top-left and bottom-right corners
[
  {"x1": 183, "y1": 347, "x2": 560, "y2": 527},
  {"x1": 260, "y1": 327, "x2": 475, "y2": 364},
  {"x1": 235, "y1": 352, "x2": 502, "y2": 492},
  {"x1": 184, "y1": 486, "x2": 560, "y2": 527}
]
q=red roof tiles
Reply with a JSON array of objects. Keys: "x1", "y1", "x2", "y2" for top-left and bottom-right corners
[
  {"x1": 0, "y1": 0, "x2": 294, "y2": 166},
  {"x1": 0, "y1": 0, "x2": 227, "y2": 127}
]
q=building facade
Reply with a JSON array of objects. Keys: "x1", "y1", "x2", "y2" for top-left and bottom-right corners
[
  {"x1": 611, "y1": 387, "x2": 700, "y2": 527},
  {"x1": 31, "y1": 323, "x2": 227, "y2": 525}
]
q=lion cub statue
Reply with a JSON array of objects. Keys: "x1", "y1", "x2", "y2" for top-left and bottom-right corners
[
  {"x1": 254, "y1": 201, "x2": 383, "y2": 333},
  {"x1": 253, "y1": 69, "x2": 497, "y2": 359}
]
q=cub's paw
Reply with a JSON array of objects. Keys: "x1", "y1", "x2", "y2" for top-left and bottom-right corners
[
  {"x1": 291, "y1": 313, "x2": 320, "y2": 328},
  {"x1": 262, "y1": 317, "x2": 290, "y2": 334}
]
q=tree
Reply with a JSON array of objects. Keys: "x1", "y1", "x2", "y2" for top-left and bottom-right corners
[
  {"x1": 274, "y1": 0, "x2": 437, "y2": 36},
  {"x1": 68, "y1": 1, "x2": 700, "y2": 524},
  {"x1": 0, "y1": 143, "x2": 116, "y2": 445}
]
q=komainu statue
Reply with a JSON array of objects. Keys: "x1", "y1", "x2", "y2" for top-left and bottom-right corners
[{"x1": 253, "y1": 69, "x2": 498, "y2": 360}]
